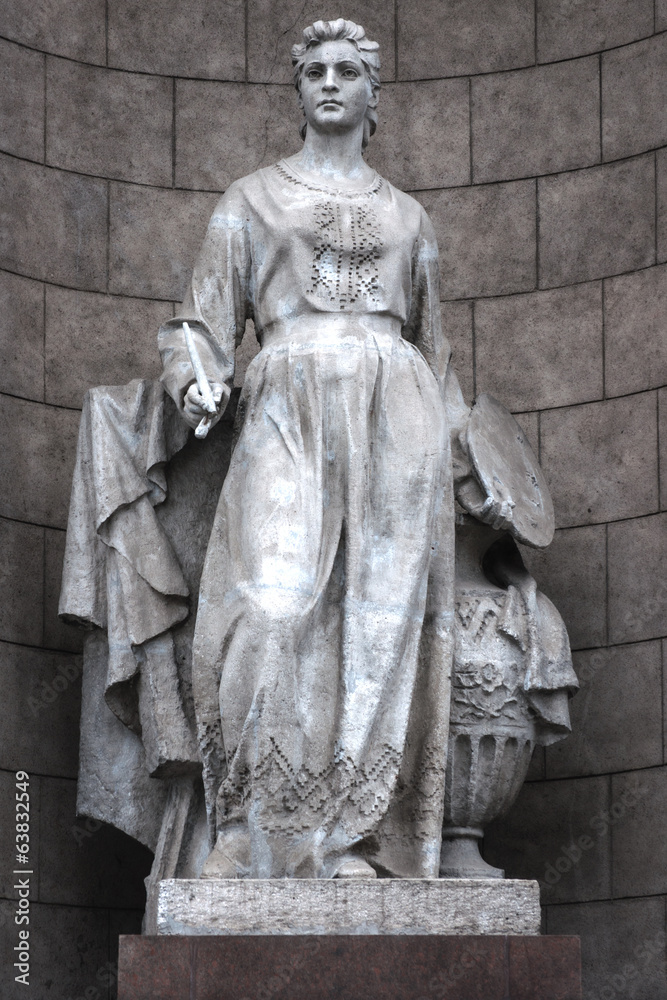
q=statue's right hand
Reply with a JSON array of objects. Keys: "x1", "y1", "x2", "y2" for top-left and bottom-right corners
[{"x1": 182, "y1": 382, "x2": 228, "y2": 431}]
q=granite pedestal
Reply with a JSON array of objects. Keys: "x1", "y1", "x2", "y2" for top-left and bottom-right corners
[{"x1": 118, "y1": 879, "x2": 581, "y2": 998}]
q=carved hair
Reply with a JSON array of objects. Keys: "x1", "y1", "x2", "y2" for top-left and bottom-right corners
[{"x1": 291, "y1": 19, "x2": 381, "y2": 148}]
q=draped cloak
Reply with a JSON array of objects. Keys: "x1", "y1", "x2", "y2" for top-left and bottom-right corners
[{"x1": 157, "y1": 160, "x2": 473, "y2": 879}]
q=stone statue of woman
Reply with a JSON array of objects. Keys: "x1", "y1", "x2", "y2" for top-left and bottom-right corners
[{"x1": 156, "y1": 18, "x2": 515, "y2": 881}]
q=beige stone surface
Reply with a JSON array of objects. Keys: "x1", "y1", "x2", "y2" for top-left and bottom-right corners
[
  {"x1": 0, "y1": 395, "x2": 79, "y2": 529},
  {"x1": 0, "y1": 155, "x2": 108, "y2": 291},
  {"x1": 659, "y1": 149, "x2": 667, "y2": 264},
  {"x1": 157, "y1": 878, "x2": 541, "y2": 936},
  {"x1": 538, "y1": 155, "x2": 656, "y2": 287},
  {"x1": 247, "y1": 0, "x2": 395, "y2": 84},
  {"x1": 521, "y1": 524, "x2": 607, "y2": 650},
  {"x1": 536, "y1": 0, "x2": 654, "y2": 63},
  {"x1": 441, "y1": 300, "x2": 473, "y2": 404},
  {"x1": 484, "y1": 774, "x2": 612, "y2": 904},
  {"x1": 604, "y1": 264, "x2": 667, "y2": 397},
  {"x1": 540, "y1": 393, "x2": 658, "y2": 527},
  {"x1": 512, "y1": 411, "x2": 539, "y2": 453},
  {"x1": 45, "y1": 286, "x2": 165, "y2": 408},
  {"x1": 546, "y1": 641, "x2": 663, "y2": 778},
  {"x1": 0, "y1": 270, "x2": 44, "y2": 402},
  {"x1": 658, "y1": 0, "x2": 667, "y2": 31},
  {"x1": 0, "y1": 517, "x2": 44, "y2": 646},
  {"x1": 0, "y1": 0, "x2": 106, "y2": 63},
  {"x1": 108, "y1": 0, "x2": 245, "y2": 79},
  {"x1": 602, "y1": 33, "x2": 667, "y2": 161},
  {"x1": 611, "y1": 768, "x2": 667, "y2": 897},
  {"x1": 46, "y1": 58, "x2": 173, "y2": 186},
  {"x1": 175, "y1": 82, "x2": 299, "y2": 191},
  {"x1": 368, "y1": 80, "x2": 470, "y2": 191},
  {"x1": 398, "y1": 0, "x2": 534, "y2": 79},
  {"x1": 418, "y1": 180, "x2": 535, "y2": 299},
  {"x1": 547, "y1": 897, "x2": 667, "y2": 1000},
  {"x1": 38, "y1": 776, "x2": 152, "y2": 908},
  {"x1": 0, "y1": 640, "x2": 82, "y2": 778},
  {"x1": 475, "y1": 282, "x2": 603, "y2": 412},
  {"x1": 0, "y1": 38, "x2": 44, "y2": 162},
  {"x1": 608, "y1": 513, "x2": 667, "y2": 645},
  {"x1": 660, "y1": 388, "x2": 667, "y2": 510},
  {"x1": 472, "y1": 58, "x2": 600, "y2": 183},
  {"x1": 109, "y1": 183, "x2": 219, "y2": 300},
  {"x1": 44, "y1": 528, "x2": 84, "y2": 652}
]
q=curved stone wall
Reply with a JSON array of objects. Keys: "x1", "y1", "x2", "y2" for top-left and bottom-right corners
[{"x1": 1, "y1": 2, "x2": 665, "y2": 995}]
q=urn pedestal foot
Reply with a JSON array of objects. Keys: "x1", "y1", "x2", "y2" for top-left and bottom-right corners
[{"x1": 439, "y1": 826, "x2": 504, "y2": 879}]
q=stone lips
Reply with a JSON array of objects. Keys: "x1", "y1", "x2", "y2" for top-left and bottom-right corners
[
  {"x1": 466, "y1": 393, "x2": 555, "y2": 548},
  {"x1": 156, "y1": 877, "x2": 541, "y2": 936}
]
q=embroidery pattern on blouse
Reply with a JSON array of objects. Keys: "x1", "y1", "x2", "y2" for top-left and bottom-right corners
[{"x1": 310, "y1": 200, "x2": 383, "y2": 309}]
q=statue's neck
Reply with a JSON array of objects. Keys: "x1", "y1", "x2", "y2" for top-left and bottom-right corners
[{"x1": 290, "y1": 124, "x2": 375, "y2": 189}]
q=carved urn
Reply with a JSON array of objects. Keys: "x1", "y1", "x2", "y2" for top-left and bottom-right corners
[{"x1": 440, "y1": 514, "x2": 575, "y2": 878}]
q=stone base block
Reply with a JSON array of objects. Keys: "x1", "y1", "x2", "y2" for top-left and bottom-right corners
[
  {"x1": 118, "y1": 933, "x2": 582, "y2": 999},
  {"x1": 156, "y1": 878, "x2": 541, "y2": 936}
]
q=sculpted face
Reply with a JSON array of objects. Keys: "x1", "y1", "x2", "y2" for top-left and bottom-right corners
[{"x1": 299, "y1": 39, "x2": 372, "y2": 135}]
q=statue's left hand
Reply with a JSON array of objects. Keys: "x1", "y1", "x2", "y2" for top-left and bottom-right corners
[{"x1": 476, "y1": 493, "x2": 516, "y2": 532}]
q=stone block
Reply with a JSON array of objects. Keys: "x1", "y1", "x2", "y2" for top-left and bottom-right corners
[
  {"x1": 611, "y1": 767, "x2": 667, "y2": 897},
  {"x1": 659, "y1": 0, "x2": 667, "y2": 31},
  {"x1": 118, "y1": 934, "x2": 582, "y2": 1000},
  {"x1": 0, "y1": 39, "x2": 44, "y2": 162},
  {"x1": 540, "y1": 393, "x2": 658, "y2": 528},
  {"x1": 604, "y1": 264, "x2": 667, "y2": 397},
  {"x1": 0, "y1": 640, "x2": 82, "y2": 778},
  {"x1": 397, "y1": 0, "x2": 534, "y2": 80},
  {"x1": 38, "y1": 775, "x2": 152, "y2": 908},
  {"x1": 0, "y1": 898, "x2": 111, "y2": 1000},
  {"x1": 442, "y1": 301, "x2": 473, "y2": 405},
  {"x1": 511, "y1": 412, "x2": 539, "y2": 457},
  {"x1": 44, "y1": 286, "x2": 165, "y2": 409},
  {"x1": 367, "y1": 79, "x2": 470, "y2": 191},
  {"x1": 0, "y1": 155, "x2": 107, "y2": 291},
  {"x1": 109, "y1": 183, "x2": 219, "y2": 300},
  {"x1": 0, "y1": 0, "x2": 106, "y2": 64},
  {"x1": 248, "y1": 0, "x2": 396, "y2": 84},
  {"x1": 175, "y1": 82, "x2": 299, "y2": 192},
  {"x1": 602, "y1": 33, "x2": 667, "y2": 162},
  {"x1": 46, "y1": 59, "x2": 172, "y2": 186},
  {"x1": 520, "y1": 524, "x2": 607, "y2": 650},
  {"x1": 472, "y1": 58, "x2": 600, "y2": 184},
  {"x1": 418, "y1": 181, "x2": 536, "y2": 300},
  {"x1": 660, "y1": 388, "x2": 667, "y2": 509},
  {"x1": 608, "y1": 513, "x2": 667, "y2": 645},
  {"x1": 0, "y1": 395, "x2": 80, "y2": 530},
  {"x1": 157, "y1": 878, "x2": 541, "y2": 936},
  {"x1": 538, "y1": 155, "x2": 655, "y2": 288},
  {"x1": 0, "y1": 517, "x2": 43, "y2": 647},
  {"x1": 475, "y1": 282, "x2": 603, "y2": 412},
  {"x1": 108, "y1": 0, "x2": 245, "y2": 79},
  {"x1": 44, "y1": 528, "x2": 84, "y2": 653},
  {"x1": 483, "y1": 775, "x2": 612, "y2": 905},
  {"x1": 546, "y1": 641, "x2": 663, "y2": 778},
  {"x1": 0, "y1": 270, "x2": 44, "y2": 403},
  {"x1": 0, "y1": 769, "x2": 39, "y2": 897},
  {"x1": 536, "y1": 0, "x2": 654, "y2": 63},
  {"x1": 547, "y1": 897, "x2": 667, "y2": 1000}
]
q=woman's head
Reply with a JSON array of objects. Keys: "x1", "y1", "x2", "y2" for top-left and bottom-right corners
[{"x1": 291, "y1": 19, "x2": 380, "y2": 147}]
